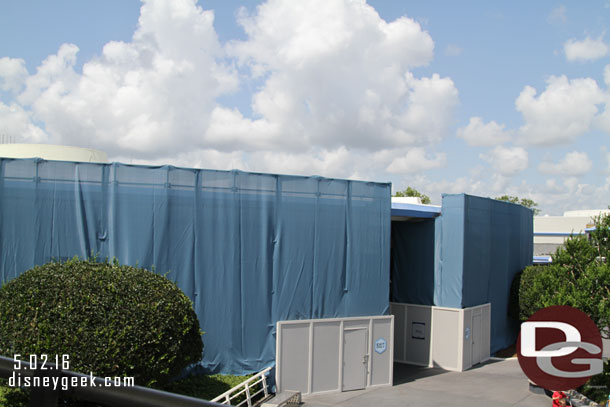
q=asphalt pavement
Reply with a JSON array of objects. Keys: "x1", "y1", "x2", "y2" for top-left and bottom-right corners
[{"x1": 302, "y1": 358, "x2": 551, "y2": 407}]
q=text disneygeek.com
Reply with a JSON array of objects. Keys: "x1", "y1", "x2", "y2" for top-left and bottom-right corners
[
  {"x1": 8, "y1": 372, "x2": 135, "y2": 391},
  {"x1": 9, "y1": 354, "x2": 135, "y2": 390}
]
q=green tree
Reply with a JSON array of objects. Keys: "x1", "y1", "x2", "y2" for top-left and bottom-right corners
[
  {"x1": 518, "y1": 211, "x2": 610, "y2": 334},
  {"x1": 393, "y1": 187, "x2": 431, "y2": 204},
  {"x1": 495, "y1": 195, "x2": 541, "y2": 215},
  {"x1": 517, "y1": 209, "x2": 610, "y2": 402}
]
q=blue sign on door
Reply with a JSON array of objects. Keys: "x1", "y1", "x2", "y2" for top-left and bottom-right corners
[{"x1": 375, "y1": 338, "x2": 387, "y2": 354}]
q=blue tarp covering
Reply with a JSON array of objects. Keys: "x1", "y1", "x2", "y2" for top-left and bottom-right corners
[
  {"x1": 0, "y1": 158, "x2": 391, "y2": 374},
  {"x1": 391, "y1": 194, "x2": 533, "y2": 354},
  {"x1": 435, "y1": 194, "x2": 533, "y2": 353}
]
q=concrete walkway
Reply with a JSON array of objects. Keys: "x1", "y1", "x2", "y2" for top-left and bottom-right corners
[{"x1": 302, "y1": 358, "x2": 551, "y2": 406}]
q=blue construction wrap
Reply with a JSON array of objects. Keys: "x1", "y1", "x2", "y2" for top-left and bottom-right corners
[
  {"x1": 0, "y1": 158, "x2": 391, "y2": 374},
  {"x1": 391, "y1": 194, "x2": 533, "y2": 354}
]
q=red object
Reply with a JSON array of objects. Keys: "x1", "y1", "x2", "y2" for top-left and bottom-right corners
[{"x1": 552, "y1": 391, "x2": 567, "y2": 406}]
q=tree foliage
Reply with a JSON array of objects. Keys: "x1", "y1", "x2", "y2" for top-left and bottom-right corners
[
  {"x1": 0, "y1": 258, "x2": 203, "y2": 388},
  {"x1": 517, "y1": 209, "x2": 610, "y2": 402},
  {"x1": 393, "y1": 187, "x2": 431, "y2": 204},
  {"x1": 495, "y1": 195, "x2": 541, "y2": 215},
  {"x1": 518, "y1": 210, "x2": 610, "y2": 337}
]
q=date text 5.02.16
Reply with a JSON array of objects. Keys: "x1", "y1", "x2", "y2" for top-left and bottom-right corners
[{"x1": 13, "y1": 354, "x2": 70, "y2": 371}]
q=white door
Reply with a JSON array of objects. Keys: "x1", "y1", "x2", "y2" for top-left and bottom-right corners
[
  {"x1": 472, "y1": 314, "x2": 482, "y2": 366},
  {"x1": 342, "y1": 328, "x2": 368, "y2": 391}
]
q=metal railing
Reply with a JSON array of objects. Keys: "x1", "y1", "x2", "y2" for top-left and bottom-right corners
[
  {"x1": 0, "y1": 355, "x2": 230, "y2": 407},
  {"x1": 211, "y1": 366, "x2": 272, "y2": 407}
]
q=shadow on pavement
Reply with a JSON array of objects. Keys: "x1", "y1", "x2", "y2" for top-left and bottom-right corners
[
  {"x1": 392, "y1": 363, "x2": 447, "y2": 385},
  {"x1": 466, "y1": 357, "x2": 505, "y2": 370},
  {"x1": 393, "y1": 358, "x2": 508, "y2": 385}
]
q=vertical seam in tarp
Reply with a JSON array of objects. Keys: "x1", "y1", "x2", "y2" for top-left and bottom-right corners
[
  {"x1": 33, "y1": 159, "x2": 43, "y2": 267},
  {"x1": 74, "y1": 164, "x2": 90, "y2": 257},
  {"x1": 235, "y1": 170, "x2": 245, "y2": 353},
  {"x1": 311, "y1": 178, "x2": 319, "y2": 318},
  {"x1": 344, "y1": 181, "x2": 352, "y2": 293},
  {"x1": 49, "y1": 163, "x2": 57, "y2": 258},
  {"x1": 109, "y1": 163, "x2": 118, "y2": 260},
  {"x1": 100, "y1": 164, "x2": 109, "y2": 257},
  {"x1": 271, "y1": 175, "x2": 281, "y2": 342},
  {"x1": 162, "y1": 166, "x2": 171, "y2": 272},
  {"x1": 192, "y1": 169, "x2": 201, "y2": 310},
  {"x1": 149, "y1": 170, "x2": 157, "y2": 268}
]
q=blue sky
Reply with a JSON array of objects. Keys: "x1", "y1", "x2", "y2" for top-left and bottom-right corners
[{"x1": 1, "y1": 0, "x2": 609, "y2": 214}]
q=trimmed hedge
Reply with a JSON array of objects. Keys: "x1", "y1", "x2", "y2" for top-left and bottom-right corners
[{"x1": 0, "y1": 258, "x2": 203, "y2": 387}]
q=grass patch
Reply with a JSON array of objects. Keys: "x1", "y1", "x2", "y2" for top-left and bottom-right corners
[{"x1": 164, "y1": 373, "x2": 253, "y2": 401}]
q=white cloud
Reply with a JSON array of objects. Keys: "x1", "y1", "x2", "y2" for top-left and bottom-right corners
[
  {"x1": 480, "y1": 145, "x2": 528, "y2": 176},
  {"x1": 0, "y1": 102, "x2": 47, "y2": 143},
  {"x1": 411, "y1": 175, "x2": 485, "y2": 201},
  {"x1": 564, "y1": 35, "x2": 609, "y2": 62},
  {"x1": 0, "y1": 57, "x2": 28, "y2": 93},
  {"x1": 1, "y1": 0, "x2": 461, "y2": 175},
  {"x1": 232, "y1": 1, "x2": 434, "y2": 72},
  {"x1": 516, "y1": 75, "x2": 604, "y2": 145},
  {"x1": 385, "y1": 147, "x2": 446, "y2": 174},
  {"x1": 457, "y1": 117, "x2": 510, "y2": 146},
  {"x1": 12, "y1": 0, "x2": 238, "y2": 159},
  {"x1": 227, "y1": 0, "x2": 458, "y2": 151},
  {"x1": 538, "y1": 151, "x2": 593, "y2": 176},
  {"x1": 596, "y1": 65, "x2": 610, "y2": 133}
]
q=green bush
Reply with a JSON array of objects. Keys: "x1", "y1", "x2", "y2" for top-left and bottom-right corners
[
  {"x1": 518, "y1": 233, "x2": 610, "y2": 329},
  {"x1": 518, "y1": 264, "x2": 548, "y2": 321},
  {"x1": 517, "y1": 211, "x2": 610, "y2": 401},
  {"x1": 0, "y1": 258, "x2": 203, "y2": 388}
]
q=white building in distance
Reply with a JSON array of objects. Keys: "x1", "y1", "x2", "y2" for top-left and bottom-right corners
[
  {"x1": 533, "y1": 209, "x2": 610, "y2": 262},
  {"x1": 0, "y1": 143, "x2": 108, "y2": 163}
]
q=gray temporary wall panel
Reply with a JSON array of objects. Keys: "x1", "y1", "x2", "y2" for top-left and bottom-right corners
[
  {"x1": 371, "y1": 318, "x2": 392, "y2": 386},
  {"x1": 391, "y1": 303, "x2": 490, "y2": 372},
  {"x1": 431, "y1": 308, "x2": 460, "y2": 370},
  {"x1": 390, "y1": 303, "x2": 431, "y2": 366},
  {"x1": 276, "y1": 316, "x2": 393, "y2": 396},
  {"x1": 312, "y1": 322, "x2": 340, "y2": 393},
  {"x1": 405, "y1": 305, "x2": 432, "y2": 366},
  {"x1": 278, "y1": 323, "x2": 310, "y2": 393}
]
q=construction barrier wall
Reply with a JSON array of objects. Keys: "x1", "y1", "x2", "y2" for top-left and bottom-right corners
[
  {"x1": 390, "y1": 302, "x2": 490, "y2": 371},
  {"x1": 0, "y1": 158, "x2": 391, "y2": 375},
  {"x1": 391, "y1": 194, "x2": 532, "y2": 355},
  {"x1": 276, "y1": 316, "x2": 393, "y2": 395}
]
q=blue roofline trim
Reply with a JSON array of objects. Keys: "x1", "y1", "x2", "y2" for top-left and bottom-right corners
[
  {"x1": 533, "y1": 256, "x2": 553, "y2": 264},
  {"x1": 391, "y1": 202, "x2": 442, "y2": 219},
  {"x1": 533, "y1": 231, "x2": 585, "y2": 237}
]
